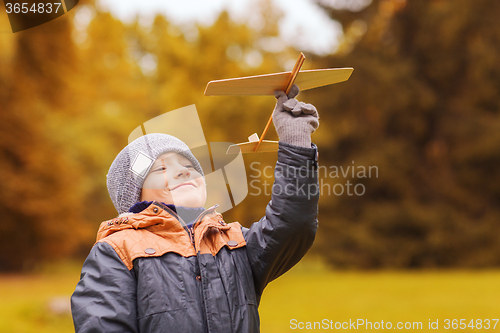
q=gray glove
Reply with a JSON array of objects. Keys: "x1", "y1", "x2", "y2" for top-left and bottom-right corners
[{"x1": 272, "y1": 84, "x2": 319, "y2": 148}]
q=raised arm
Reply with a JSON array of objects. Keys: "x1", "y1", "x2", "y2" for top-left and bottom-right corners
[{"x1": 243, "y1": 85, "x2": 320, "y2": 295}]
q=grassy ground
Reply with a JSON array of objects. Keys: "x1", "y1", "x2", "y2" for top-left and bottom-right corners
[
  {"x1": 0, "y1": 259, "x2": 499, "y2": 332},
  {"x1": 259, "y1": 260, "x2": 500, "y2": 332},
  {"x1": 0, "y1": 262, "x2": 81, "y2": 333}
]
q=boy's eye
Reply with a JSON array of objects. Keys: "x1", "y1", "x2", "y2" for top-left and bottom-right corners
[{"x1": 153, "y1": 166, "x2": 166, "y2": 172}]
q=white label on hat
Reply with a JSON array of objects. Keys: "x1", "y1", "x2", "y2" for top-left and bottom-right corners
[{"x1": 131, "y1": 152, "x2": 154, "y2": 178}]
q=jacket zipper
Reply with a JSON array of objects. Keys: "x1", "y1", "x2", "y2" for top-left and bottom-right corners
[
  {"x1": 154, "y1": 202, "x2": 218, "y2": 248},
  {"x1": 188, "y1": 225, "x2": 195, "y2": 245},
  {"x1": 156, "y1": 203, "x2": 222, "y2": 332},
  {"x1": 187, "y1": 204, "x2": 219, "y2": 247}
]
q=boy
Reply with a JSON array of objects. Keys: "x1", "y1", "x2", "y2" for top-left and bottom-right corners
[{"x1": 71, "y1": 85, "x2": 320, "y2": 332}]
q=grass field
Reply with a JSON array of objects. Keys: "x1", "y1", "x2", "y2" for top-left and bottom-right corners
[
  {"x1": 259, "y1": 260, "x2": 500, "y2": 332},
  {"x1": 0, "y1": 259, "x2": 498, "y2": 332}
]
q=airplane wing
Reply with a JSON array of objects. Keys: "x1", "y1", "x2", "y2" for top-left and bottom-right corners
[{"x1": 204, "y1": 67, "x2": 354, "y2": 96}]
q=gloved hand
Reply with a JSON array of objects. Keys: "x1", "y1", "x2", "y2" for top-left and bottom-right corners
[{"x1": 272, "y1": 84, "x2": 319, "y2": 148}]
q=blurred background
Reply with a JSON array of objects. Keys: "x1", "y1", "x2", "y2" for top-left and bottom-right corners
[{"x1": 1, "y1": 0, "x2": 499, "y2": 331}]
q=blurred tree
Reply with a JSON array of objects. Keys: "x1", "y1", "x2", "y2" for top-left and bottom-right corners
[
  {"x1": 0, "y1": 0, "x2": 292, "y2": 270},
  {"x1": 0, "y1": 13, "x2": 90, "y2": 271},
  {"x1": 308, "y1": 0, "x2": 500, "y2": 268},
  {"x1": 7, "y1": 0, "x2": 500, "y2": 271}
]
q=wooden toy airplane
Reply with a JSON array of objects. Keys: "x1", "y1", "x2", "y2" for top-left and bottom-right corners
[{"x1": 204, "y1": 53, "x2": 353, "y2": 154}]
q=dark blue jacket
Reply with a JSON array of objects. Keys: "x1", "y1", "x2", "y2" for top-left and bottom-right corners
[{"x1": 71, "y1": 143, "x2": 319, "y2": 332}]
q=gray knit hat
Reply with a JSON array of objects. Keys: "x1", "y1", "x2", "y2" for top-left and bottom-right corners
[{"x1": 107, "y1": 133, "x2": 204, "y2": 214}]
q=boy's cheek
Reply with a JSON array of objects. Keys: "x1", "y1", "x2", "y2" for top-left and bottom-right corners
[{"x1": 143, "y1": 174, "x2": 169, "y2": 189}]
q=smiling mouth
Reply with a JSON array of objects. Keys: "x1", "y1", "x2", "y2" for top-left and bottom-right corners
[{"x1": 172, "y1": 182, "x2": 195, "y2": 190}]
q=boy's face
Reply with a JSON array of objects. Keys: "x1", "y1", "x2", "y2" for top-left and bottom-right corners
[{"x1": 141, "y1": 152, "x2": 206, "y2": 208}]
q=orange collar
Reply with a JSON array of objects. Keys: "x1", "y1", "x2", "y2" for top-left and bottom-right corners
[{"x1": 97, "y1": 202, "x2": 219, "y2": 241}]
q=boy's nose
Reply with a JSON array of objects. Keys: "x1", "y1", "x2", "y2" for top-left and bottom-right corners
[{"x1": 175, "y1": 165, "x2": 191, "y2": 178}]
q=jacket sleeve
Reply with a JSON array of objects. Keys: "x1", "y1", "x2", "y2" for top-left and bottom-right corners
[
  {"x1": 71, "y1": 241, "x2": 139, "y2": 333},
  {"x1": 242, "y1": 142, "x2": 319, "y2": 295}
]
